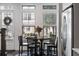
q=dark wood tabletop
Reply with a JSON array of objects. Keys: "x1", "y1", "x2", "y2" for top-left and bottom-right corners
[{"x1": 25, "y1": 36, "x2": 51, "y2": 56}]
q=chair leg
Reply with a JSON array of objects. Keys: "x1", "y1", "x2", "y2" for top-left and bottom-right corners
[
  {"x1": 19, "y1": 46, "x2": 20, "y2": 56},
  {"x1": 54, "y1": 47, "x2": 55, "y2": 54},
  {"x1": 27, "y1": 46, "x2": 29, "y2": 56},
  {"x1": 21, "y1": 46, "x2": 23, "y2": 55},
  {"x1": 56, "y1": 48, "x2": 57, "y2": 55},
  {"x1": 47, "y1": 47, "x2": 50, "y2": 56}
]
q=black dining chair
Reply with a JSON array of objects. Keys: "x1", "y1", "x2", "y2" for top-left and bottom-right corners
[
  {"x1": 26, "y1": 37, "x2": 36, "y2": 56},
  {"x1": 44, "y1": 35, "x2": 57, "y2": 56},
  {"x1": 47, "y1": 38, "x2": 58, "y2": 56},
  {"x1": 18, "y1": 36, "x2": 28, "y2": 56},
  {"x1": 26, "y1": 37, "x2": 40, "y2": 56}
]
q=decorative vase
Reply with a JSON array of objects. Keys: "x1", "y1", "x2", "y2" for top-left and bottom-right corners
[{"x1": 35, "y1": 26, "x2": 42, "y2": 38}]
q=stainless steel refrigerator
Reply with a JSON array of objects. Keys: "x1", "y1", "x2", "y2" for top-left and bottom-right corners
[{"x1": 61, "y1": 5, "x2": 74, "y2": 56}]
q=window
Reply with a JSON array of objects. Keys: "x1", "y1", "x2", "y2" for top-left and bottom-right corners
[
  {"x1": 43, "y1": 26, "x2": 56, "y2": 37},
  {"x1": 22, "y1": 5, "x2": 36, "y2": 37},
  {"x1": 23, "y1": 13, "x2": 35, "y2": 25},
  {"x1": 43, "y1": 13, "x2": 56, "y2": 26},
  {"x1": 22, "y1": 26, "x2": 35, "y2": 37},
  {"x1": 43, "y1": 5, "x2": 56, "y2": 10},
  {"x1": 43, "y1": 5, "x2": 57, "y2": 37},
  {"x1": 22, "y1": 5, "x2": 36, "y2": 10},
  {"x1": 0, "y1": 6, "x2": 14, "y2": 10},
  {"x1": 0, "y1": 5, "x2": 15, "y2": 40},
  {"x1": 2, "y1": 12, "x2": 13, "y2": 26},
  {"x1": 22, "y1": 5, "x2": 36, "y2": 25},
  {"x1": 1, "y1": 12, "x2": 14, "y2": 39}
]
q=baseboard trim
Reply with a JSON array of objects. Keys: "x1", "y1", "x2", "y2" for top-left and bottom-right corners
[{"x1": 0, "y1": 50, "x2": 15, "y2": 52}]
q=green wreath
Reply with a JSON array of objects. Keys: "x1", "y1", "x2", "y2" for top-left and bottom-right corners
[{"x1": 4, "y1": 16, "x2": 12, "y2": 26}]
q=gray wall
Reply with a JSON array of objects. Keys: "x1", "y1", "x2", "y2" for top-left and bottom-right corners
[{"x1": 73, "y1": 3, "x2": 79, "y2": 48}]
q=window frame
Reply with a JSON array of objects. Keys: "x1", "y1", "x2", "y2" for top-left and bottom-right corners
[
  {"x1": 22, "y1": 12, "x2": 36, "y2": 25},
  {"x1": 43, "y1": 12, "x2": 57, "y2": 26},
  {"x1": 43, "y1": 25, "x2": 56, "y2": 37},
  {"x1": 22, "y1": 25, "x2": 35, "y2": 37},
  {"x1": 43, "y1": 5, "x2": 56, "y2": 10},
  {"x1": 22, "y1": 5, "x2": 36, "y2": 10}
]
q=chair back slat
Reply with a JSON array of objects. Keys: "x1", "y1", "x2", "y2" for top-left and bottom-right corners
[
  {"x1": 18, "y1": 36, "x2": 23, "y2": 45},
  {"x1": 27, "y1": 37, "x2": 35, "y2": 44},
  {"x1": 55, "y1": 38, "x2": 58, "y2": 47},
  {"x1": 50, "y1": 35, "x2": 56, "y2": 44}
]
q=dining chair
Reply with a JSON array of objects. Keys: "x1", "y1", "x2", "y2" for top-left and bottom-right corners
[
  {"x1": 47, "y1": 38, "x2": 58, "y2": 56},
  {"x1": 18, "y1": 36, "x2": 28, "y2": 56},
  {"x1": 44, "y1": 35, "x2": 57, "y2": 56},
  {"x1": 26, "y1": 37, "x2": 40, "y2": 56},
  {"x1": 26, "y1": 37, "x2": 36, "y2": 56}
]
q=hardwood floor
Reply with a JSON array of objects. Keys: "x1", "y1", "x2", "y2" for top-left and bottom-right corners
[{"x1": 0, "y1": 50, "x2": 57, "y2": 56}]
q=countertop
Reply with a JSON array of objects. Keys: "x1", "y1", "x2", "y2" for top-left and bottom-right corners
[{"x1": 73, "y1": 48, "x2": 79, "y2": 54}]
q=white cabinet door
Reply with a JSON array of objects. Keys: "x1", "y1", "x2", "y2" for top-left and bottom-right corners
[{"x1": 6, "y1": 40, "x2": 14, "y2": 50}]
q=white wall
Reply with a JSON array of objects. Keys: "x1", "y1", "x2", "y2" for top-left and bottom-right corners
[
  {"x1": 62, "y1": 3, "x2": 72, "y2": 10},
  {"x1": 0, "y1": 10, "x2": 1, "y2": 50},
  {"x1": 57, "y1": 3, "x2": 62, "y2": 56},
  {"x1": 0, "y1": 3, "x2": 22, "y2": 50},
  {"x1": 13, "y1": 4, "x2": 23, "y2": 50},
  {"x1": 0, "y1": 3, "x2": 58, "y2": 50}
]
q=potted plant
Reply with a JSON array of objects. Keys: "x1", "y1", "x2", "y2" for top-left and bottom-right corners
[{"x1": 35, "y1": 26, "x2": 42, "y2": 37}]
